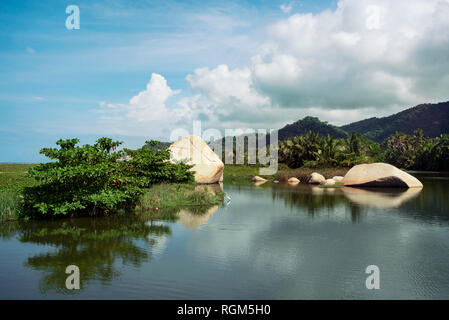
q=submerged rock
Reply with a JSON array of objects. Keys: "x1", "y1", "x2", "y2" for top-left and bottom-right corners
[
  {"x1": 169, "y1": 135, "x2": 224, "y2": 184},
  {"x1": 288, "y1": 177, "x2": 300, "y2": 184},
  {"x1": 342, "y1": 163, "x2": 423, "y2": 188}
]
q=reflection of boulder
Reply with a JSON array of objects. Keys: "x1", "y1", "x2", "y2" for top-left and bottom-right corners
[
  {"x1": 169, "y1": 135, "x2": 224, "y2": 184},
  {"x1": 177, "y1": 206, "x2": 219, "y2": 229},
  {"x1": 342, "y1": 163, "x2": 423, "y2": 188},
  {"x1": 342, "y1": 187, "x2": 422, "y2": 208},
  {"x1": 194, "y1": 183, "x2": 223, "y2": 193}
]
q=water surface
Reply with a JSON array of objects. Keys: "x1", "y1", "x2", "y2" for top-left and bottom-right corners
[{"x1": 1, "y1": 173, "x2": 449, "y2": 299}]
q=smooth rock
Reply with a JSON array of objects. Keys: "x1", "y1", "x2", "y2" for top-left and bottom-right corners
[
  {"x1": 332, "y1": 176, "x2": 344, "y2": 182},
  {"x1": 323, "y1": 178, "x2": 336, "y2": 186},
  {"x1": 342, "y1": 163, "x2": 423, "y2": 188},
  {"x1": 169, "y1": 135, "x2": 224, "y2": 184},
  {"x1": 252, "y1": 176, "x2": 268, "y2": 182},
  {"x1": 307, "y1": 172, "x2": 325, "y2": 185}
]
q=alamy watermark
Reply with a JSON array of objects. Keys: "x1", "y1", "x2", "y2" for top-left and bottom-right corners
[
  {"x1": 365, "y1": 265, "x2": 380, "y2": 290},
  {"x1": 65, "y1": 265, "x2": 80, "y2": 289},
  {"x1": 65, "y1": 5, "x2": 80, "y2": 30}
]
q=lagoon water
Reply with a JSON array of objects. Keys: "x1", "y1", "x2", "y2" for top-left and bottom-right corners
[{"x1": 1, "y1": 172, "x2": 449, "y2": 299}]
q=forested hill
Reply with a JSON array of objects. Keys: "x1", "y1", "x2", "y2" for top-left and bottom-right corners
[
  {"x1": 278, "y1": 116, "x2": 349, "y2": 141},
  {"x1": 340, "y1": 101, "x2": 449, "y2": 142}
]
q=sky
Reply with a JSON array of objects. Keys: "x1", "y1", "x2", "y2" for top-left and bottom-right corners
[{"x1": 1, "y1": 0, "x2": 449, "y2": 162}]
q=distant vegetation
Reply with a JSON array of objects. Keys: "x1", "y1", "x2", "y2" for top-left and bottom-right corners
[
  {"x1": 341, "y1": 102, "x2": 449, "y2": 142},
  {"x1": 383, "y1": 130, "x2": 449, "y2": 171},
  {"x1": 277, "y1": 129, "x2": 449, "y2": 171},
  {"x1": 278, "y1": 116, "x2": 348, "y2": 141},
  {"x1": 278, "y1": 131, "x2": 381, "y2": 168}
]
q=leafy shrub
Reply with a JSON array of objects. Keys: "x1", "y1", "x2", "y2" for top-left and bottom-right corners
[{"x1": 22, "y1": 138, "x2": 194, "y2": 217}]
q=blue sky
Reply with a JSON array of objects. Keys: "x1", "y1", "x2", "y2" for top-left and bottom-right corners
[
  {"x1": 1, "y1": 0, "x2": 448, "y2": 162},
  {"x1": 0, "y1": 0, "x2": 335, "y2": 162}
]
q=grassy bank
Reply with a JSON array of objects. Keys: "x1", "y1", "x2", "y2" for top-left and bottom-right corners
[
  {"x1": 0, "y1": 164, "x2": 37, "y2": 192},
  {"x1": 0, "y1": 164, "x2": 36, "y2": 221}
]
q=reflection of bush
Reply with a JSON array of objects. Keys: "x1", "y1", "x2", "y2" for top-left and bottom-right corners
[
  {"x1": 14, "y1": 214, "x2": 170, "y2": 294},
  {"x1": 0, "y1": 204, "x2": 220, "y2": 294}
]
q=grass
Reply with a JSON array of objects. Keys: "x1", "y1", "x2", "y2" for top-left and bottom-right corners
[
  {"x1": 0, "y1": 164, "x2": 37, "y2": 221},
  {"x1": 223, "y1": 165, "x2": 273, "y2": 185},
  {"x1": 137, "y1": 183, "x2": 224, "y2": 211},
  {"x1": 0, "y1": 164, "x2": 37, "y2": 192}
]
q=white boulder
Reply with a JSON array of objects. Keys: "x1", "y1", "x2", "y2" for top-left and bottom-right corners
[
  {"x1": 169, "y1": 135, "x2": 224, "y2": 184},
  {"x1": 307, "y1": 172, "x2": 325, "y2": 185},
  {"x1": 342, "y1": 163, "x2": 423, "y2": 188}
]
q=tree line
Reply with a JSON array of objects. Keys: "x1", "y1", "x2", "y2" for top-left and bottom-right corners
[{"x1": 278, "y1": 129, "x2": 449, "y2": 171}]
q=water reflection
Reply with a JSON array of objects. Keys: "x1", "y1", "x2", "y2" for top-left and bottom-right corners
[
  {"x1": 342, "y1": 187, "x2": 422, "y2": 208},
  {"x1": 0, "y1": 205, "x2": 219, "y2": 294},
  {"x1": 271, "y1": 183, "x2": 427, "y2": 222},
  {"x1": 178, "y1": 206, "x2": 219, "y2": 229}
]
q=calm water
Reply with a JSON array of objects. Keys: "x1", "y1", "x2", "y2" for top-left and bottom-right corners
[{"x1": 1, "y1": 173, "x2": 449, "y2": 299}]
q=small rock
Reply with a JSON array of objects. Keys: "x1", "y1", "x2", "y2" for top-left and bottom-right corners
[
  {"x1": 288, "y1": 177, "x2": 300, "y2": 184},
  {"x1": 307, "y1": 172, "x2": 325, "y2": 185},
  {"x1": 332, "y1": 176, "x2": 344, "y2": 182},
  {"x1": 252, "y1": 176, "x2": 267, "y2": 182},
  {"x1": 324, "y1": 179, "x2": 336, "y2": 186}
]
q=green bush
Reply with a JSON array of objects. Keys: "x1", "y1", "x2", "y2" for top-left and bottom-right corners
[{"x1": 22, "y1": 138, "x2": 194, "y2": 217}]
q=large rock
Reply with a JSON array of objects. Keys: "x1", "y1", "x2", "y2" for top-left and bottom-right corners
[
  {"x1": 342, "y1": 163, "x2": 423, "y2": 188},
  {"x1": 307, "y1": 172, "x2": 325, "y2": 185},
  {"x1": 169, "y1": 135, "x2": 224, "y2": 184}
]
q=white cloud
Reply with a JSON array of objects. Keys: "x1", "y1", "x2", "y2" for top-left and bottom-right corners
[
  {"x1": 183, "y1": 0, "x2": 449, "y2": 131},
  {"x1": 252, "y1": 0, "x2": 449, "y2": 111},
  {"x1": 95, "y1": 0, "x2": 449, "y2": 135},
  {"x1": 98, "y1": 73, "x2": 180, "y2": 123}
]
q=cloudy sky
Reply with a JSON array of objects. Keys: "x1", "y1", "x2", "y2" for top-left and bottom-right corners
[{"x1": 1, "y1": 0, "x2": 449, "y2": 162}]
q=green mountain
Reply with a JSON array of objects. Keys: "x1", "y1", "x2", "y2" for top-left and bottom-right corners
[
  {"x1": 277, "y1": 116, "x2": 349, "y2": 141},
  {"x1": 340, "y1": 101, "x2": 449, "y2": 142}
]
